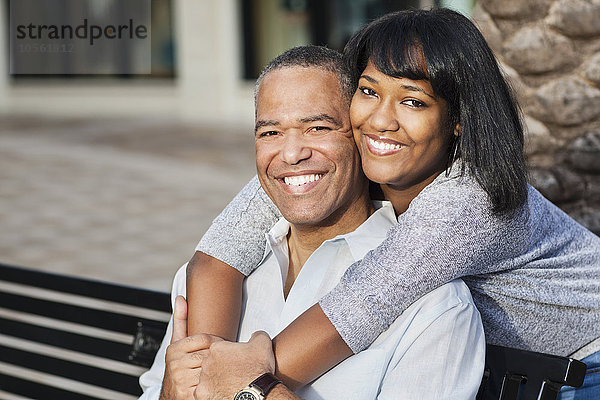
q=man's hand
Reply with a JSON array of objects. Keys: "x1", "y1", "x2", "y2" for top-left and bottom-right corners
[
  {"x1": 193, "y1": 331, "x2": 276, "y2": 400},
  {"x1": 159, "y1": 296, "x2": 223, "y2": 400}
]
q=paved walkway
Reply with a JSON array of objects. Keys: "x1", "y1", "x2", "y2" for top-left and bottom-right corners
[{"x1": 0, "y1": 116, "x2": 256, "y2": 291}]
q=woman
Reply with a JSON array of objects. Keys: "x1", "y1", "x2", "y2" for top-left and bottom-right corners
[{"x1": 188, "y1": 8, "x2": 600, "y2": 397}]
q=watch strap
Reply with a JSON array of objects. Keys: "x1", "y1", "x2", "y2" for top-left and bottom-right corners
[{"x1": 250, "y1": 372, "x2": 282, "y2": 397}]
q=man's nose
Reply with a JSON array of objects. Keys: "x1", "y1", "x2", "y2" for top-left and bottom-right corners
[
  {"x1": 279, "y1": 133, "x2": 312, "y2": 165},
  {"x1": 369, "y1": 100, "x2": 400, "y2": 132}
]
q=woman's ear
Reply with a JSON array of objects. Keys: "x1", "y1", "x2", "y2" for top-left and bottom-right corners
[{"x1": 453, "y1": 124, "x2": 461, "y2": 137}]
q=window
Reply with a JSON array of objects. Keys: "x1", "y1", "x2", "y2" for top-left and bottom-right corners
[
  {"x1": 240, "y1": 0, "x2": 433, "y2": 79},
  {"x1": 8, "y1": 0, "x2": 175, "y2": 78}
]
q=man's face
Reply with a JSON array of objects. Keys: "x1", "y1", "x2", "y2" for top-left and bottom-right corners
[{"x1": 255, "y1": 67, "x2": 365, "y2": 227}]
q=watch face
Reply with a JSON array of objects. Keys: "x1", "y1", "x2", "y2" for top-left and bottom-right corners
[{"x1": 234, "y1": 391, "x2": 259, "y2": 400}]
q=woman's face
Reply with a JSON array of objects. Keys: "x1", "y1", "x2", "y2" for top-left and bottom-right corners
[{"x1": 350, "y1": 61, "x2": 456, "y2": 193}]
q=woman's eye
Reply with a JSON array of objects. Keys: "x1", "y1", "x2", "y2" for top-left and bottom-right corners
[
  {"x1": 359, "y1": 86, "x2": 376, "y2": 96},
  {"x1": 403, "y1": 99, "x2": 426, "y2": 108}
]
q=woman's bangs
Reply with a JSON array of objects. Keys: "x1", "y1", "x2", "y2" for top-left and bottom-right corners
[{"x1": 368, "y1": 31, "x2": 429, "y2": 82}]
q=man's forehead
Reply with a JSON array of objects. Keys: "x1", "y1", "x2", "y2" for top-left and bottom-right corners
[
  {"x1": 257, "y1": 66, "x2": 343, "y2": 100},
  {"x1": 255, "y1": 67, "x2": 347, "y2": 125}
]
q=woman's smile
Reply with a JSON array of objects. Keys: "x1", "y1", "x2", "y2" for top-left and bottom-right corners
[{"x1": 364, "y1": 134, "x2": 406, "y2": 155}]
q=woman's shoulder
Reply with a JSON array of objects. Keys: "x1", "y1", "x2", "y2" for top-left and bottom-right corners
[
  {"x1": 410, "y1": 169, "x2": 491, "y2": 216},
  {"x1": 526, "y1": 184, "x2": 600, "y2": 241}
]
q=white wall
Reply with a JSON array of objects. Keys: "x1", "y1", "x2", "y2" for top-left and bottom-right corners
[{"x1": 175, "y1": 0, "x2": 254, "y2": 124}]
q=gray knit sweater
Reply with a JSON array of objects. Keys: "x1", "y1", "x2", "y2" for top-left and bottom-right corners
[{"x1": 197, "y1": 171, "x2": 600, "y2": 357}]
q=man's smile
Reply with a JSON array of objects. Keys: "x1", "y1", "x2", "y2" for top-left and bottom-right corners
[
  {"x1": 283, "y1": 173, "x2": 323, "y2": 186},
  {"x1": 274, "y1": 171, "x2": 327, "y2": 195}
]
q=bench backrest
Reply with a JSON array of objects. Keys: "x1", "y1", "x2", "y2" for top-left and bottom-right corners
[
  {"x1": 0, "y1": 263, "x2": 588, "y2": 399},
  {"x1": 0, "y1": 263, "x2": 170, "y2": 400},
  {"x1": 477, "y1": 344, "x2": 587, "y2": 400}
]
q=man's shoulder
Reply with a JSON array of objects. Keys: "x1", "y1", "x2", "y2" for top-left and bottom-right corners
[
  {"x1": 369, "y1": 279, "x2": 478, "y2": 349},
  {"x1": 403, "y1": 279, "x2": 474, "y2": 319},
  {"x1": 170, "y1": 263, "x2": 188, "y2": 301},
  {"x1": 425, "y1": 279, "x2": 475, "y2": 308}
]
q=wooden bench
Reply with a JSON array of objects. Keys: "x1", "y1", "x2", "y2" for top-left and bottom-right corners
[
  {"x1": 0, "y1": 262, "x2": 588, "y2": 400},
  {"x1": 0, "y1": 262, "x2": 170, "y2": 399}
]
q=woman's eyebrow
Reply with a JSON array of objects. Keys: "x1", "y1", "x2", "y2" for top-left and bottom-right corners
[
  {"x1": 360, "y1": 74, "x2": 378, "y2": 84},
  {"x1": 361, "y1": 74, "x2": 435, "y2": 100},
  {"x1": 400, "y1": 84, "x2": 435, "y2": 100}
]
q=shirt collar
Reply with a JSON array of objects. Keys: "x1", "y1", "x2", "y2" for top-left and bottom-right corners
[
  {"x1": 340, "y1": 200, "x2": 396, "y2": 261},
  {"x1": 257, "y1": 200, "x2": 396, "y2": 265}
]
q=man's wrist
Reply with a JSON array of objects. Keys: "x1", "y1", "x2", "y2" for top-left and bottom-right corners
[
  {"x1": 233, "y1": 373, "x2": 282, "y2": 400},
  {"x1": 268, "y1": 383, "x2": 296, "y2": 399}
]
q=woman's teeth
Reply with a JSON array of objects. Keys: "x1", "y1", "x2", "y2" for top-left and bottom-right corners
[
  {"x1": 368, "y1": 136, "x2": 402, "y2": 150},
  {"x1": 283, "y1": 174, "x2": 323, "y2": 186}
]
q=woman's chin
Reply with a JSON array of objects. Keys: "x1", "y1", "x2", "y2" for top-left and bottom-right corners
[{"x1": 361, "y1": 162, "x2": 401, "y2": 186}]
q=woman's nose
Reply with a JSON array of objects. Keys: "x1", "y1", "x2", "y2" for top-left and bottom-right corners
[
  {"x1": 368, "y1": 101, "x2": 400, "y2": 132},
  {"x1": 279, "y1": 133, "x2": 312, "y2": 165}
]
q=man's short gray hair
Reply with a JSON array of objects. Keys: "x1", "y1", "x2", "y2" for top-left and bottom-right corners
[{"x1": 254, "y1": 45, "x2": 354, "y2": 108}]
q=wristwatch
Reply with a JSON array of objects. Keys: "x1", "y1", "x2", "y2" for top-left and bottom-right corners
[{"x1": 233, "y1": 372, "x2": 282, "y2": 400}]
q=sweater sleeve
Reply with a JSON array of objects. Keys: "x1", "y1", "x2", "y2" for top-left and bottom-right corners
[
  {"x1": 319, "y1": 175, "x2": 529, "y2": 353},
  {"x1": 196, "y1": 175, "x2": 281, "y2": 276}
]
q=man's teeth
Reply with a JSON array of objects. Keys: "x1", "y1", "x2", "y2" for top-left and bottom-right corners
[
  {"x1": 283, "y1": 174, "x2": 323, "y2": 186},
  {"x1": 368, "y1": 137, "x2": 402, "y2": 150}
]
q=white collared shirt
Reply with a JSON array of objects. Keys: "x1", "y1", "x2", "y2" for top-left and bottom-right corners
[{"x1": 139, "y1": 201, "x2": 485, "y2": 399}]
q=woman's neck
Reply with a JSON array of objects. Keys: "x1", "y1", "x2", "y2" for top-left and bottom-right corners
[{"x1": 380, "y1": 172, "x2": 441, "y2": 215}]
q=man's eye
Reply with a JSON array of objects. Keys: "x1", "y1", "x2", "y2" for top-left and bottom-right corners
[
  {"x1": 359, "y1": 87, "x2": 376, "y2": 96},
  {"x1": 309, "y1": 126, "x2": 330, "y2": 133},
  {"x1": 258, "y1": 131, "x2": 278, "y2": 137}
]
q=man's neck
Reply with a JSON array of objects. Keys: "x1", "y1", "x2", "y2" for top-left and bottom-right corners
[{"x1": 283, "y1": 193, "x2": 374, "y2": 298}]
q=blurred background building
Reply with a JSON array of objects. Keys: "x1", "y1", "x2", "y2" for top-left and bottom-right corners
[
  {"x1": 0, "y1": 0, "x2": 473, "y2": 291},
  {"x1": 1, "y1": 0, "x2": 472, "y2": 124},
  {"x1": 1, "y1": 0, "x2": 598, "y2": 292}
]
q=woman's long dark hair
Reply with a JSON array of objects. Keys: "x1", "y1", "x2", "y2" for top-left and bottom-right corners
[{"x1": 344, "y1": 8, "x2": 528, "y2": 214}]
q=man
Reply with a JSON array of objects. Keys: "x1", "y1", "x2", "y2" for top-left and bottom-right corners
[{"x1": 139, "y1": 46, "x2": 484, "y2": 400}]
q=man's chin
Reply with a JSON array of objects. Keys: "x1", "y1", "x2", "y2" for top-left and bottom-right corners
[{"x1": 280, "y1": 207, "x2": 333, "y2": 227}]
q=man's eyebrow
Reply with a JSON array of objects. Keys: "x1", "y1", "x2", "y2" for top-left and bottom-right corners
[
  {"x1": 255, "y1": 120, "x2": 279, "y2": 132},
  {"x1": 360, "y1": 74, "x2": 436, "y2": 100},
  {"x1": 299, "y1": 113, "x2": 340, "y2": 125}
]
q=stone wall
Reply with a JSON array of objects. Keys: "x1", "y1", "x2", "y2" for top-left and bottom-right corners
[{"x1": 473, "y1": 0, "x2": 600, "y2": 235}]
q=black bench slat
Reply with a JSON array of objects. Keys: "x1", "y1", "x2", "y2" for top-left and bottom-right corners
[
  {"x1": 0, "y1": 317, "x2": 136, "y2": 363},
  {"x1": 0, "y1": 263, "x2": 170, "y2": 398},
  {"x1": 477, "y1": 344, "x2": 587, "y2": 400},
  {"x1": 0, "y1": 344, "x2": 143, "y2": 396},
  {"x1": 0, "y1": 290, "x2": 167, "y2": 335},
  {"x1": 0, "y1": 372, "x2": 104, "y2": 400},
  {"x1": 0, "y1": 263, "x2": 171, "y2": 312}
]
